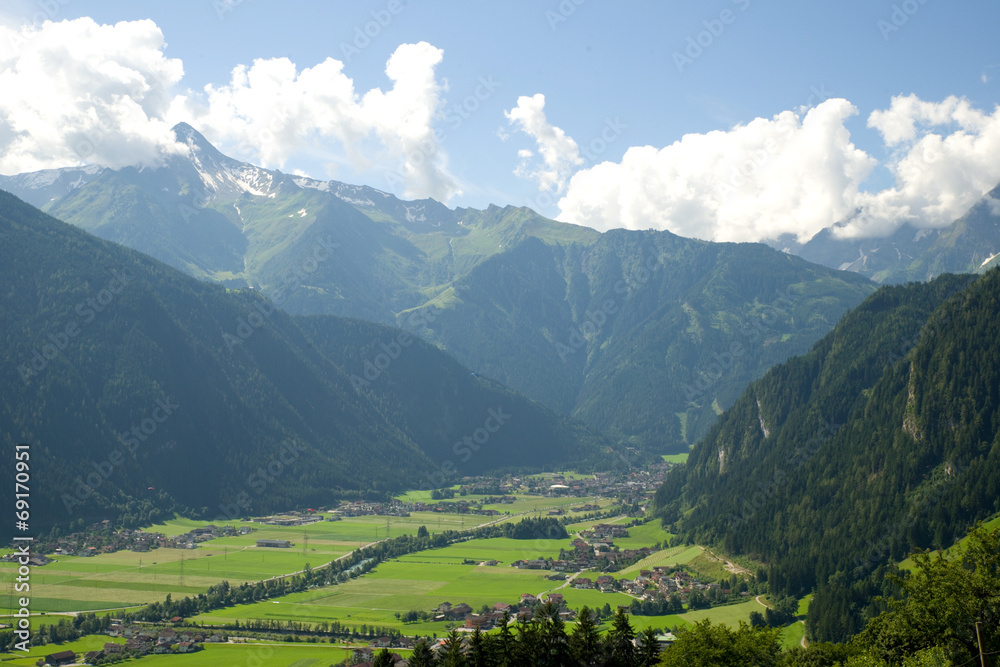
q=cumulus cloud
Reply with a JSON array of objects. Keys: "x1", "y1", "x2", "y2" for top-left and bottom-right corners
[
  {"x1": 176, "y1": 41, "x2": 460, "y2": 201},
  {"x1": 842, "y1": 94, "x2": 1000, "y2": 238},
  {"x1": 548, "y1": 95, "x2": 1000, "y2": 243},
  {"x1": 0, "y1": 18, "x2": 458, "y2": 201},
  {"x1": 0, "y1": 18, "x2": 187, "y2": 173},
  {"x1": 556, "y1": 99, "x2": 875, "y2": 242},
  {"x1": 504, "y1": 94, "x2": 582, "y2": 193}
]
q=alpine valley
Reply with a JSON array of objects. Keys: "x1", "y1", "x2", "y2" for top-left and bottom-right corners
[{"x1": 3, "y1": 122, "x2": 1000, "y2": 664}]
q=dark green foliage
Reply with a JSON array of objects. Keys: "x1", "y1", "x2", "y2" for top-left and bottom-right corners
[
  {"x1": 373, "y1": 648, "x2": 395, "y2": 667},
  {"x1": 654, "y1": 269, "x2": 1000, "y2": 641},
  {"x1": 636, "y1": 627, "x2": 662, "y2": 667},
  {"x1": 569, "y1": 606, "x2": 605, "y2": 666},
  {"x1": 657, "y1": 620, "x2": 781, "y2": 667},
  {"x1": 854, "y1": 524, "x2": 1000, "y2": 665},
  {"x1": 606, "y1": 608, "x2": 636, "y2": 667}
]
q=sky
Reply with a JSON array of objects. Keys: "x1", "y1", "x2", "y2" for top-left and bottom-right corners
[{"x1": 0, "y1": 0, "x2": 999, "y2": 243}]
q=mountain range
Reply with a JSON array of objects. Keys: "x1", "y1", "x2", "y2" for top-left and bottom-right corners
[{"x1": 0, "y1": 124, "x2": 886, "y2": 452}]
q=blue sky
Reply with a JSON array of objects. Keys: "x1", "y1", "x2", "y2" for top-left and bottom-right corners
[{"x1": 1, "y1": 0, "x2": 999, "y2": 242}]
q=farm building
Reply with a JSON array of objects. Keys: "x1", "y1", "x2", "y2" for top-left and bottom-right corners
[{"x1": 256, "y1": 539, "x2": 292, "y2": 548}]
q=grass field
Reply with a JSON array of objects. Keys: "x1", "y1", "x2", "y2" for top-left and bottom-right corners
[
  {"x1": 661, "y1": 453, "x2": 689, "y2": 464},
  {"x1": 780, "y1": 620, "x2": 807, "y2": 648},
  {"x1": 629, "y1": 599, "x2": 764, "y2": 634},
  {"x1": 0, "y1": 511, "x2": 512, "y2": 615},
  {"x1": 192, "y1": 535, "x2": 597, "y2": 635},
  {"x1": 617, "y1": 545, "x2": 703, "y2": 576}
]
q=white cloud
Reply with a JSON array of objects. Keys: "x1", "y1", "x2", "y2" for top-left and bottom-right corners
[
  {"x1": 551, "y1": 95, "x2": 1000, "y2": 243},
  {"x1": 841, "y1": 94, "x2": 1000, "y2": 238},
  {"x1": 0, "y1": 19, "x2": 458, "y2": 202},
  {"x1": 556, "y1": 99, "x2": 875, "y2": 242},
  {"x1": 505, "y1": 94, "x2": 582, "y2": 193},
  {"x1": 0, "y1": 18, "x2": 187, "y2": 173}
]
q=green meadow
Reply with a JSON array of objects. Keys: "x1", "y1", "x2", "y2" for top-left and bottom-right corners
[{"x1": 0, "y1": 511, "x2": 509, "y2": 615}]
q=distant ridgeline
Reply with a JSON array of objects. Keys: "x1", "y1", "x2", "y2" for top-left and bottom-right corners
[
  {"x1": 653, "y1": 269, "x2": 1000, "y2": 641},
  {"x1": 0, "y1": 189, "x2": 613, "y2": 536}
]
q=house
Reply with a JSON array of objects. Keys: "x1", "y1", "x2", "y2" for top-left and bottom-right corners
[
  {"x1": 451, "y1": 603, "x2": 473, "y2": 617},
  {"x1": 546, "y1": 593, "x2": 564, "y2": 605},
  {"x1": 44, "y1": 650, "x2": 76, "y2": 665},
  {"x1": 83, "y1": 650, "x2": 104, "y2": 664},
  {"x1": 178, "y1": 641, "x2": 198, "y2": 653},
  {"x1": 574, "y1": 577, "x2": 593, "y2": 589},
  {"x1": 520, "y1": 593, "x2": 538, "y2": 604},
  {"x1": 464, "y1": 615, "x2": 492, "y2": 630},
  {"x1": 256, "y1": 539, "x2": 291, "y2": 548}
]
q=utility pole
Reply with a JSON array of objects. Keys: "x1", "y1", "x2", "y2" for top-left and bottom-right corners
[{"x1": 975, "y1": 621, "x2": 986, "y2": 667}]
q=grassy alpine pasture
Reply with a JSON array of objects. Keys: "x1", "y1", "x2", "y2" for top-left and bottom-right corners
[{"x1": 616, "y1": 545, "x2": 703, "y2": 576}]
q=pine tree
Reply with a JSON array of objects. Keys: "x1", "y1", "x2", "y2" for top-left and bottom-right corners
[
  {"x1": 637, "y1": 627, "x2": 661, "y2": 667},
  {"x1": 409, "y1": 639, "x2": 437, "y2": 667},
  {"x1": 607, "y1": 608, "x2": 637, "y2": 667},
  {"x1": 569, "y1": 606, "x2": 605, "y2": 666}
]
